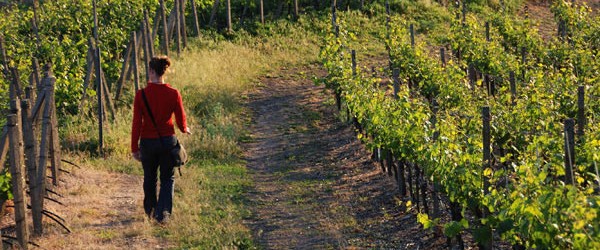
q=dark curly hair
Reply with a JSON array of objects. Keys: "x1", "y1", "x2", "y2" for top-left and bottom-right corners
[{"x1": 149, "y1": 56, "x2": 171, "y2": 77}]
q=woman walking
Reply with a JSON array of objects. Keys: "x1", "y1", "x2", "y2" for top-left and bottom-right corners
[{"x1": 131, "y1": 56, "x2": 190, "y2": 223}]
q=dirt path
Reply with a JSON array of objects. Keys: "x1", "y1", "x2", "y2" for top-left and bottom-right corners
[
  {"x1": 242, "y1": 64, "x2": 447, "y2": 249},
  {"x1": 34, "y1": 167, "x2": 167, "y2": 249}
]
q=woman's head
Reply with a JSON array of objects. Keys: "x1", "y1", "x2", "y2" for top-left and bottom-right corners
[{"x1": 149, "y1": 56, "x2": 171, "y2": 77}]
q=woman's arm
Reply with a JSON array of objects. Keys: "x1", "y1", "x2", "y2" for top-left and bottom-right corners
[{"x1": 173, "y1": 90, "x2": 188, "y2": 133}]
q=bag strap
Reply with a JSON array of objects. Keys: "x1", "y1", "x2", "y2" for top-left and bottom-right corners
[
  {"x1": 140, "y1": 89, "x2": 162, "y2": 138},
  {"x1": 141, "y1": 89, "x2": 181, "y2": 175}
]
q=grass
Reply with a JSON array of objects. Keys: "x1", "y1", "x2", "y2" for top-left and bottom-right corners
[{"x1": 54, "y1": 13, "x2": 326, "y2": 249}]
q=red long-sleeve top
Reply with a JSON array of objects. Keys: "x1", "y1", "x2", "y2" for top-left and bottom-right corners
[{"x1": 131, "y1": 83, "x2": 187, "y2": 153}]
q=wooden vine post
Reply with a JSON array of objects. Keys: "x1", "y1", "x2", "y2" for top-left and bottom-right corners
[
  {"x1": 226, "y1": 0, "x2": 232, "y2": 33},
  {"x1": 78, "y1": 38, "x2": 95, "y2": 111},
  {"x1": 351, "y1": 50, "x2": 357, "y2": 76},
  {"x1": 0, "y1": 126, "x2": 7, "y2": 168},
  {"x1": 92, "y1": 0, "x2": 105, "y2": 155},
  {"x1": 564, "y1": 118, "x2": 575, "y2": 185},
  {"x1": 260, "y1": 0, "x2": 264, "y2": 24},
  {"x1": 37, "y1": 91, "x2": 51, "y2": 229},
  {"x1": 392, "y1": 68, "x2": 407, "y2": 196},
  {"x1": 521, "y1": 47, "x2": 527, "y2": 81},
  {"x1": 440, "y1": 47, "x2": 446, "y2": 67},
  {"x1": 8, "y1": 76, "x2": 29, "y2": 248},
  {"x1": 144, "y1": 10, "x2": 155, "y2": 60},
  {"x1": 509, "y1": 71, "x2": 516, "y2": 106},
  {"x1": 160, "y1": 0, "x2": 170, "y2": 56},
  {"x1": 175, "y1": 0, "x2": 182, "y2": 55},
  {"x1": 114, "y1": 34, "x2": 134, "y2": 101},
  {"x1": 48, "y1": 71, "x2": 61, "y2": 185},
  {"x1": 485, "y1": 21, "x2": 490, "y2": 42},
  {"x1": 132, "y1": 31, "x2": 140, "y2": 91},
  {"x1": 294, "y1": 0, "x2": 299, "y2": 19},
  {"x1": 143, "y1": 11, "x2": 152, "y2": 81},
  {"x1": 209, "y1": 0, "x2": 221, "y2": 28},
  {"x1": 0, "y1": 36, "x2": 10, "y2": 79},
  {"x1": 409, "y1": 24, "x2": 415, "y2": 48},
  {"x1": 462, "y1": 1, "x2": 466, "y2": 24},
  {"x1": 392, "y1": 68, "x2": 400, "y2": 98},
  {"x1": 431, "y1": 99, "x2": 441, "y2": 219},
  {"x1": 21, "y1": 96, "x2": 41, "y2": 235},
  {"x1": 331, "y1": 1, "x2": 337, "y2": 31},
  {"x1": 8, "y1": 113, "x2": 29, "y2": 249},
  {"x1": 31, "y1": 58, "x2": 41, "y2": 91},
  {"x1": 482, "y1": 106, "x2": 491, "y2": 190},
  {"x1": 481, "y1": 106, "x2": 493, "y2": 250},
  {"x1": 179, "y1": 0, "x2": 188, "y2": 48},
  {"x1": 577, "y1": 86, "x2": 585, "y2": 137},
  {"x1": 32, "y1": 71, "x2": 57, "y2": 235},
  {"x1": 190, "y1": 0, "x2": 201, "y2": 37},
  {"x1": 349, "y1": 50, "x2": 356, "y2": 121}
]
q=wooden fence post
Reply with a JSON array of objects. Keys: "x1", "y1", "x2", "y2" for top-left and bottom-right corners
[
  {"x1": 564, "y1": 118, "x2": 575, "y2": 185},
  {"x1": 8, "y1": 113, "x2": 29, "y2": 249}
]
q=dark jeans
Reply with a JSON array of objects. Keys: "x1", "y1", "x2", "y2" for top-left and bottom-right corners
[{"x1": 140, "y1": 135, "x2": 177, "y2": 222}]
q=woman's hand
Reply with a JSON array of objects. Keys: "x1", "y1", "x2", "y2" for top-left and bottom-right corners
[
  {"x1": 185, "y1": 127, "x2": 192, "y2": 135},
  {"x1": 132, "y1": 151, "x2": 142, "y2": 162}
]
